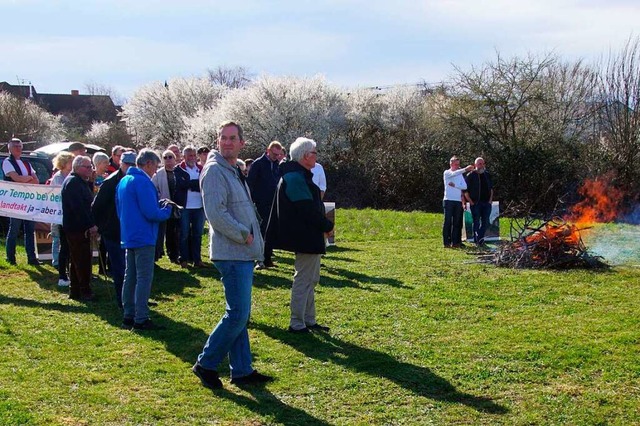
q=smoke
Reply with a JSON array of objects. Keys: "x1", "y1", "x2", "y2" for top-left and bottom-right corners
[
  {"x1": 621, "y1": 204, "x2": 640, "y2": 225},
  {"x1": 582, "y1": 222, "x2": 640, "y2": 266}
]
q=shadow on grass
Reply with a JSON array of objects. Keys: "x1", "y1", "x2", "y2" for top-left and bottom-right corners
[
  {"x1": 215, "y1": 387, "x2": 330, "y2": 426},
  {"x1": 325, "y1": 245, "x2": 362, "y2": 253},
  {"x1": 21, "y1": 262, "x2": 204, "y2": 306},
  {"x1": 0, "y1": 292, "x2": 209, "y2": 365},
  {"x1": 254, "y1": 323, "x2": 508, "y2": 415},
  {"x1": 151, "y1": 265, "x2": 209, "y2": 301},
  {"x1": 254, "y1": 258, "x2": 408, "y2": 291},
  {"x1": 323, "y1": 264, "x2": 409, "y2": 289}
]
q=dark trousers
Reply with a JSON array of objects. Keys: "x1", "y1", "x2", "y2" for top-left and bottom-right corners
[
  {"x1": 470, "y1": 202, "x2": 492, "y2": 243},
  {"x1": 103, "y1": 236, "x2": 125, "y2": 308},
  {"x1": 65, "y1": 231, "x2": 93, "y2": 299},
  {"x1": 443, "y1": 200, "x2": 464, "y2": 247},
  {"x1": 98, "y1": 238, "x2": 109, "y2": 274},
  {"x1": 156, "y1": 218, "x2": 180, "y2": 262},
  {"x1": 258, "y1": 204, "x2": 273, "y2": 263},
  {"x1": 58, "y1": 228, "x2": 70, "y2": 280}
]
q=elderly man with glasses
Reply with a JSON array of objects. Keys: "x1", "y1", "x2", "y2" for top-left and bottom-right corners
[
  {"x1": 106, "y1": 145, "x2": 125, "y2": 174},
  {"x1": 61, "y1": 156, "x2": 99, "y2": 300},
  {"x1": 152, "y1": 150, "x2": 181, "y2": 263},
  {"x1": 266, "y1": 137, "x2": 334, "y2": 334}
]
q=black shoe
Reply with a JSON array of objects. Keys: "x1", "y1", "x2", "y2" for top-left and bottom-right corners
[
  {"x1": 307, "y1": 323, "x2": 330, "y2": 332},
  {"x1": 133, "y1": 319, "x2": 165, "y2": 331},
  {"x1": 192, "y1": 363, "x2": 222, "y2": 389},
  {"x1": 147, "y1": 300, "x2": 159, "y2": 307},
  {"x1": 263, "y1": 259, "x2": 275, "y2": 268},
  {"x1": 288, "y1": 326, "x2": 310, "y2": 334},
  {"x1": 230, "y1": 370, "x2": 274, "y2": 385},
  {"x1": 28, "y1": 259, "x2": 41, "y2": 266},
  {"x1": 121, "y1": 318, "x2": 134, "y2": 329}
]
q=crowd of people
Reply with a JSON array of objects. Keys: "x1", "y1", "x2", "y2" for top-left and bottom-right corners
[
  {"x1": 3, "y1": 123, "x2": 334, "y2": 388},
  {"x1": 4, "y1": 132, "x2": 494, "y2": 389}
]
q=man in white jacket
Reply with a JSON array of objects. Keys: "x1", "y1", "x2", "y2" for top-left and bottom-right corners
[{"x1": 442, "y1": 156, "x2": 474, "y2": 248}]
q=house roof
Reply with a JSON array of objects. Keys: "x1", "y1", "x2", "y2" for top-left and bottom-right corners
[
  {"x1": 35, "y1": 93, "x2": 118, "y2": 122},
  {"x1": 0, "y1": 82, "x2": 34, "y2": 98},
  {"x1": 0, "y1": 81, "x2": 118, "y2": 123}
]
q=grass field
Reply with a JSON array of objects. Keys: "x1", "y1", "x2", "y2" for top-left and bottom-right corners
[{"x1": 1, "y1": 209, "x2": 639, "y2": 425}]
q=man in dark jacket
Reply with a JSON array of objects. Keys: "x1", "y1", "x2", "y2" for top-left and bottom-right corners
[
  {"x1": 267, "y1": 137, "x2": 334, "y2": 333},
  {"x1": 91, "y1": 151, "x2": 136, "y2": 308},
  {"x1": 61, "y1": 156, "x2": 99, "y2": 301},
  {"x1": 464, "y1": 157, "x2": 494, "y2": 246},
  {"x1": 247, "y1": 140, "x2": 284, "y2": 269}
]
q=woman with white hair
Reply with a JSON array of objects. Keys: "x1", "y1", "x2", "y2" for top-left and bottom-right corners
[{"x1": 92, "y1": 152, "x2": 111, "y2": 191}]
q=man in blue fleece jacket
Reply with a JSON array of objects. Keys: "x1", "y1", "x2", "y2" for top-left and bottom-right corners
[{"x1": 116, "y1": 149, "x2": 172, "y2": 330}]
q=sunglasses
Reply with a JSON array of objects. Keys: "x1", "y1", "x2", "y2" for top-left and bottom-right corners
[{"x1": 163, "y1": 155, "x2": 175, "y2": 160}]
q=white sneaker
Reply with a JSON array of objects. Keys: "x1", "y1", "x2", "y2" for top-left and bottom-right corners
[{"x1": 58, "y1": 279, "x2": 70, "y2": 287}]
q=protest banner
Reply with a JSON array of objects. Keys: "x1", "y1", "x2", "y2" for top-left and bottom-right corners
[
  {"x1": 0, "y1": 181, "x2": 62, "y2": 261},
  {"x1": 0, "y1": 181, "x2": 62, "y2": 225}
]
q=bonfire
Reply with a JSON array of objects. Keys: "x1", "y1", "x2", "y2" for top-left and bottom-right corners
[{"x1": 487, "y1": 175, "x2": 624, "y2": 269}]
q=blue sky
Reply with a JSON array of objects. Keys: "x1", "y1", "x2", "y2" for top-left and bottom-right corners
[{"x1": 1, "y1": 0, "x2": 638, "y2": 100}]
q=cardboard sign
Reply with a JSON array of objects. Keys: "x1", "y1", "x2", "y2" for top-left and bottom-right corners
[
  {"x1": 324, "y1": 202, "x2": 335, "y2": 246},
  {"x1": 463, "y1": 201, "x2": 500, "y2": 242}
]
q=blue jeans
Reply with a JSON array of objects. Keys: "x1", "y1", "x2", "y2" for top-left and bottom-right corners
[
  {"x1": 470, "y1": 202, "x2": 492, "y2": 244},
  {"x1": 442, "y1": 200, "x2": 463, "y2": 246},
  {"x1": 6, "y1": 217, "x2": 36, "y2": 262},
  {"x1": 197, "y1": 260, "x2": 254, "y2": 379},
  {"x1": 103, "y1": 237, "x2": 126, "y2": 308},
  {"x1": 122, "y1": 245, "x2": 156, "y2": 323},
  {"x1": 179, "y1": 208, "x2": 204, "y2": 264},
  {"x1": 51, "y1": 224, "x2": 61, "y2": 266}
]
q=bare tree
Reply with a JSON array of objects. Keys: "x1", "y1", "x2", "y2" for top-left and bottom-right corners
[
  {"x1": 206, "y1": 66, "x2": 253, "y2": 89},
  {"x1": 0, "y1": 92, "x2": 66, "y2": 146},
  {"x1": 443, "y1": 52, "x2": 598, "y2": 211},
  {"x1": 595, "y1": 36, "x2": 640, "y2": 193},
  {"x1": 84, "y1": 81, "x2": 126, "y2": 106}
]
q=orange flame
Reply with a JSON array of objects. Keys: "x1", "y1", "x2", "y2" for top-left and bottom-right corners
[{"x1": 566, "y1": 174, "x2": 624, "y2": 226}]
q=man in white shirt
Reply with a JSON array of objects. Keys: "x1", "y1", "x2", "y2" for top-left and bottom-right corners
[
  {"x1": 175, "y1": 146, "x2": 206, "y2": 268},
  {"x1": 442, "y1": 156, "x2": 474, "y2": 248},
  {"x1": 311, "y1": 162, "x2": 327, "y2": 200},
  {"x1": 3, "y1": 138, "x2": 40, "y2": 265}
]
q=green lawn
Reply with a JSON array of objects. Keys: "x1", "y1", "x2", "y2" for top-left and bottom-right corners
[{"x1": 1, "y1": 209, "x2": 639, "y2": 425}]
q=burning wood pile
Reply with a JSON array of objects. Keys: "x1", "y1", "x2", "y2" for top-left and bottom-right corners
[
  {"x1": 489, "y1": 217, "x2": 608, "y2": 269},
  {"x1": 484, "y1": 175, "x2": 624, "y2": 269}
]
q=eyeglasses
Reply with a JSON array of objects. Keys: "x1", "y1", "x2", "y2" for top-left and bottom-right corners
[
  {"x1": 79, "y1": 164, "x2": 93, "y2": 169},
  {"x1": 309, "y1": 151, "x2": 318, "y2": 156},
  {"x1": 163, "y1": 156, "x2": 175, "y2": 160}
]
